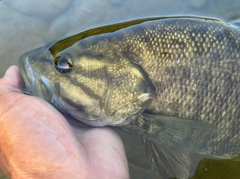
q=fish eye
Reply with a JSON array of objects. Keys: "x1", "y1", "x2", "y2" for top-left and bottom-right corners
[{"x1": 54, "y1": 55, "x2": 73, "y2": 73}]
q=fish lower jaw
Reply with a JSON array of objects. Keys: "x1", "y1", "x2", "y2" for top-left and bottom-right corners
[{"x1": 73, "y1": 113, "x2": 129, "y2": 127}]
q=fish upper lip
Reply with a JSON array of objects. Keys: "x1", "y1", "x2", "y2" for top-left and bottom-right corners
[
  {"x1": 19, "y1": 54, "x2": 43, "y2": 96},
  {"x1": 19, "y1": 53, "x2": 35, "y2": 95},
  {"x1": 25, "y1": 56, "x2": 36, "y2": 93}
]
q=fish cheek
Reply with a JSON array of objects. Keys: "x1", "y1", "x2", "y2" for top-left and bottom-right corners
[
  {"x1": 104, "y1": 59, "x2": 153, "y2": 125},
  {"x1": 54, "y1": 64, "x2": 108, "y2": 124}
]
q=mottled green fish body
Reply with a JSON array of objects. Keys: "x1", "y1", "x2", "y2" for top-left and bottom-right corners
[{"x1": 19, "y1": 16, "x2": 240, "y2": 179}]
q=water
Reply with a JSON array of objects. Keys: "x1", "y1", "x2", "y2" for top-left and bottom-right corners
[{"x1": 1, "y1": 0, "x2": 240, "y2": 178}]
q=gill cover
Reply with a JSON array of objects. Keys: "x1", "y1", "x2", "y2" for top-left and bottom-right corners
[{"x1": 103, "y1": 57, "x2": 153, "y2": 125}]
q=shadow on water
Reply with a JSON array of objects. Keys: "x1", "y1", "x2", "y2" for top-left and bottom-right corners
[{"x1": 1, "y1": 0, "x2": 240, "y2": 179}]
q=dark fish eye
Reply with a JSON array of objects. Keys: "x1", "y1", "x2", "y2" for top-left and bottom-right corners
[{"x1": 54, "y1": 55, "x2": 73, "y2": 73}]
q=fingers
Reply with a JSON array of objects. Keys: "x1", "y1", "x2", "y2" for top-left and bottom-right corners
[{"x1": 72, "y1": 125, "x2": 130, "y2": 179}]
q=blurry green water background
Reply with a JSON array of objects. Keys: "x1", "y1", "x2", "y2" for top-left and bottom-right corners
[{"x1": 1, "y1": 0, "x2": 240, "y2": 178}]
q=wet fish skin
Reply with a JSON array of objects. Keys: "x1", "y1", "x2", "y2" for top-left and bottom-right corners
[
  {"x1": 18, "y1": 17, "x2": 240, "y2": 178},
  {"x1": 99, "y1": 17, "x2": 240, "y2": 158}
]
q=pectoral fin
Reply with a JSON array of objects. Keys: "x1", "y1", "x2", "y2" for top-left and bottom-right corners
[
  {"x1": 120, "y1": 114, "x2": 218, "y2": 153},
  {"x1": 142, "y1": 138, "x2": 190, "y2": 179}
]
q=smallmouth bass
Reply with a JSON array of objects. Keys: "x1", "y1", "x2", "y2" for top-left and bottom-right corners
[{"x1": 19, "y1": 16, "x2": 240, "y2": 179}]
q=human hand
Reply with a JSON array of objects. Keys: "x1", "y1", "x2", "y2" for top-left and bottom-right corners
[{"x1": 0, "y1": 66, "x2": 129, "y2": 179}]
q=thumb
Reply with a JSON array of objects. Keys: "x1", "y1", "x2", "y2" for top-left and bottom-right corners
[{"x1": 0, "y1": 66, "x2": 23, "y2": 93}]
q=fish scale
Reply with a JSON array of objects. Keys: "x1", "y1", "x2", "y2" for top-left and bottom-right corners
[{"x1": 114, "y1": 19, "x2": 240, "y2": 157}]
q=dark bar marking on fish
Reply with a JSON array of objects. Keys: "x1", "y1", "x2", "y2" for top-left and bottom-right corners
[{"x1": 72, "y1": 81, "x2": 103, "y2": 100}]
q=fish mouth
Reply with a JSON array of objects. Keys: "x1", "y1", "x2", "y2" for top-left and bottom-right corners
[{"x1": 18, "y1": 52, "x2": 54, "y2": 101}]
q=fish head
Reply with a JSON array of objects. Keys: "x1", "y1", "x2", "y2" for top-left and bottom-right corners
[{"x1": 19, "y1": 40, "x2": 153, "y2": 126}]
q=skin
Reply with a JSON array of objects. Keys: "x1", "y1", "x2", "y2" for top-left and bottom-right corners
[{"x1": 0, "y1": 66, "x2": 129, "y2": 179}]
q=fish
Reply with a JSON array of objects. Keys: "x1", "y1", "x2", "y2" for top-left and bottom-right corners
[{"x1": 18, "y1": 16, "x2": 240, "y2": 179}]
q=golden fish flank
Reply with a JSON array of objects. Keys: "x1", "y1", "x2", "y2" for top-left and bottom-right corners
[{"x1": 19, "y1": 16, "x2": 240, "y2": 179}]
